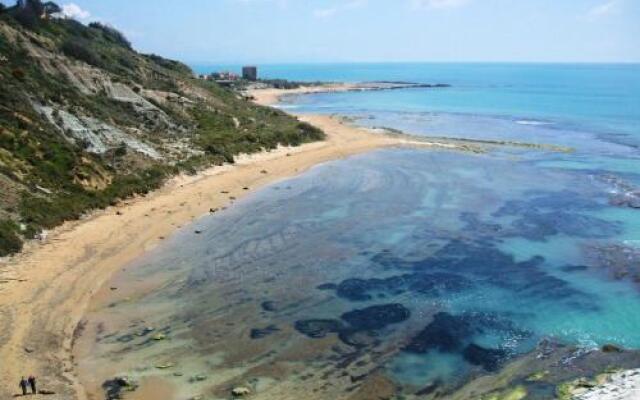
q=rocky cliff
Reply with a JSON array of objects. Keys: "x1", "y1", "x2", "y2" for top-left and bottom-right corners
[{"x1": 0, "y1": 1, "x2": 324, "y2": 256}]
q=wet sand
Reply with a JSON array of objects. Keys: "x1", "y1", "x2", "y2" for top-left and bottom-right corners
[{"x1": 0, "y1": 86, "x2": 425, "y2": 399}]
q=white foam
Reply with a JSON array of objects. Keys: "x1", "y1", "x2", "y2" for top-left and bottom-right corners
[{"x1": 515, "y1": 119, "x2": 552, "y2": 126}]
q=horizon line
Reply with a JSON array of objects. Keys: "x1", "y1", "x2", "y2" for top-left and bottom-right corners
[{"x1": 186, "y1": 60, "x2": 640, "y2": 66}]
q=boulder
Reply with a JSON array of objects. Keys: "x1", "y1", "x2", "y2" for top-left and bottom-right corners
[
  {"x1": 601, "y1": 344, "x2": 623, "y2": 353},
  {"x1": 232, "y1": 386, "x2": 251, "y2": 397}
]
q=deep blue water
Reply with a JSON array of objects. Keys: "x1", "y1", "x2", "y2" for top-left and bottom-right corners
[{"x1": 83, "y1": 64, "x2": 640, "y2": 398}]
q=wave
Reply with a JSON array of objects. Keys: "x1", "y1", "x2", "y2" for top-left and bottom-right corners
[{"x1": 515, "y1": 119, "x2": 553, "y2": 126}]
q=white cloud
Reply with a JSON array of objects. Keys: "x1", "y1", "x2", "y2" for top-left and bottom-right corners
[
  {"x1": 233, "y1": 0, "x2": 289, "y2": 8},
  {"x1": 585, "y1": 0, "x2": 620, "y2": 19},
  {"x1": 313, "y1": 7, "x2": 337, "y2": 18},
  {"x1": 313, "y1": 0, "x2": 367, "y2": 18},
  {"x1": 411, "y1": 0, "x2": 469, "y2": 9},
  {"x1": 60, "y1": 3, "x2": 91, "y2": 20},
  {"x1": 345, "y1": 0, "x2": 368, "y2": 9}
]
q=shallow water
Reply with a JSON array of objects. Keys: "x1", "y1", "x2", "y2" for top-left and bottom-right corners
[
  {"x1": 78, "y1": 64, "x2": 640, "y2": 399},
  {"x1": 77, "y1": 148, "x2": 640, "y2": 398}
]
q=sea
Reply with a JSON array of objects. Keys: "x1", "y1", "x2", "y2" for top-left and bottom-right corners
[{"x1": 77, "y1": 63, "x2": 640, "y2": 399}]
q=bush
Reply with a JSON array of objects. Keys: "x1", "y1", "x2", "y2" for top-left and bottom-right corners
[
  {"x1": 61, "y1": 38, "x2": 102, "y2": 67},
  {"x1": 114, "y1": 142, "x2": 127, "y2": 157},
  {"x1": 12, "y1": 68, "x2": 26, "y2": 81},
  {"x1": 204, "y1": 144, "x2": 235, "y2": 164},
  {"x1": 0, "y1": 219, "x2": 23, "y2": 257},
  {"x1": 88, "y1": 22, "x2": 131, "y2": 49},
  {"x1": 297, "y1": 121, "x2": 325, "y2": 141},
  {"x1": 145, "y1": 53, "x2": 192, "y2": 75}
]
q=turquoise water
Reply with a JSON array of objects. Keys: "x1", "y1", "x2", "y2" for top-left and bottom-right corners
[
  {"x1": 85, "y1": 64, "x2": 640, "y2": 398},
  {"x1": 197, "y1": 63, "x2": 640, "y2": 136}
]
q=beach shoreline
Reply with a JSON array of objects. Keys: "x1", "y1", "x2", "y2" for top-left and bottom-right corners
[{"x1": 0, "y1": 85, "x2": 415, "y2": 399}]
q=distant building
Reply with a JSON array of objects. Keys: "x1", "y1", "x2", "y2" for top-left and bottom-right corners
[
  {"x1": 242, "y1": 66, "x2": 258, "y2": 81},
  {"x1": 198, "y1": 71, "x2": 241, "y2": 87},
  {"x1": 212, "y1": 71, "x2": 239, "y2": 81}
]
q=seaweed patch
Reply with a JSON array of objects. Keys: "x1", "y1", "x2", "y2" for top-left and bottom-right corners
[{"x1": 295, "y1": 304, "x2": 411, "y2": 347}]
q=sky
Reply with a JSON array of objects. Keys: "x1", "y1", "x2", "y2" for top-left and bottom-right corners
[{"x1": 3, "y1": 0, "x2": 639, "y2": 64}]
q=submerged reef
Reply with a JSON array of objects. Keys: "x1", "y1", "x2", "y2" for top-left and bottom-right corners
[
  {"x1": 322, "y1": 239, "x2": 595, "y2": 310},
  {"x1": 295, "y1": 303, "x2": 411, "y2": 346},
  {"x1": 249, "y1": 325, "x2": 280, "y2": 339},
  {"x1": 404, "y1": 312, "x2": 529, "y2": 372},
  {"x1": 583, "y1": 243, "x2": 640, "y2": 288},
  {"x1": 491, "y1": 190, "x2": 621, "y2": 241}
]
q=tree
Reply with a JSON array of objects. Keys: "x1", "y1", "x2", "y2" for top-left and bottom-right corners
[
  {"x1": 42, "y1": 1, "x2": 61, "y2": 15},
  {"x1": 22, "y1": 0, "x2": 44, "y2": 14},
  {"x1": 14, "y1": 0, "x2": 45, "y2": 29}
]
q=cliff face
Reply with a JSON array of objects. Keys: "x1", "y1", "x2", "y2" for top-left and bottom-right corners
[{"x1": 0, "y1": 3, "x2": 324, "y2": 256}]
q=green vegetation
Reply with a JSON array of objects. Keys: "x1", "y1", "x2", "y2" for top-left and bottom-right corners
[
  {"x1": 192, "y1": 95, "x2": 323, "y2": 164},
  {"x1": 0, "y1": 219, "x2": 23, "y2": 256},
  {"x1": 18, "y1": 165, "x2": 172, "y2": 236},
  {"x1": 0, "y1": 0, "x2": 325, "y2": 256},
  {"x1": 61, "y1": 36, "x2": 103, "y2": 67},
  {"x1": 88, "y1": 22, "x2": 132, "y2": 49}
]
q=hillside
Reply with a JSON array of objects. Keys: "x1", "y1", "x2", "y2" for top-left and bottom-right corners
[{"x1": 0, "y1": 1, "x2": 324, "y2": 257}]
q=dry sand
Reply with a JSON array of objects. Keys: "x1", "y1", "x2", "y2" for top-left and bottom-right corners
[{"x1": 0, "y1": 86, "x2": 418, "y2": 399}]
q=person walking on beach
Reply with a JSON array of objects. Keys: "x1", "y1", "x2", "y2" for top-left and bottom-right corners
[
  {"x1": 19, "y1": 376, "x2": 28, "y2": 396},
  {"x1": 28, "y1": 375, "x2": 37, "y2": 394}
]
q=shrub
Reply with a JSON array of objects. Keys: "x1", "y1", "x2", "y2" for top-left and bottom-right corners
[
  {"x1": 204, "y1": 144, "x2": 235, "y2": 164},
  {"x1": 0, "y1": 219, "x2": 23, "y2": 257},
  {"x1": 61, "y1": 38, "x2": 102, "y2": 67},
  {"x1": 297, "y1": 121, "x2": 325, "y2": 140},
  {"x1": 88, "y1": 22, "x2": 131, "y2": 49},
  {"x1": 145, "y1": 53, "x2": 193, "y2": 75},
  {"x1": 114, "y1": 142, "x2": 127, "y2": 157},
  {"x1": 12, "y1": 68, "x2": 26, "y2": 81}
]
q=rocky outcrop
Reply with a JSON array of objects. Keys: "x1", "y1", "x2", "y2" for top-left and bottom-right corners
[
  {"x1": 35, "y1": 105, "x2": 162, "y2": 159},
  {"x1": 567, "y1": 369, "x2": 640, "y2": 400},
  {"x1": 610, "y1": 191, "x2": 640, "y2": 209},
  {"x1": 599, "y1": 174, "x2": 640, "y2": 209}
]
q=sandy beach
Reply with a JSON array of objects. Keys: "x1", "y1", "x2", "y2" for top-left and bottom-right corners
[{"x1": 0, "y1": 86, "x2": 414, "y2": 399}]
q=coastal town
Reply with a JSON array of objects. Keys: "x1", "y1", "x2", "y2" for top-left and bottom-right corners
[{"x1": 198, "y1": 65, "x2": 258, "y2": 86}]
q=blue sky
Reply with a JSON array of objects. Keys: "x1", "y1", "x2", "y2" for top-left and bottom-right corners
[{"x1": 4, "y1": 0, "x2": 639, "y2": 63}]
